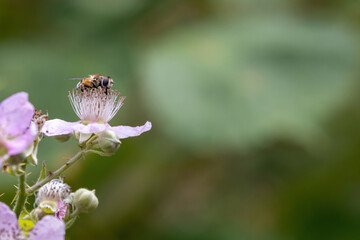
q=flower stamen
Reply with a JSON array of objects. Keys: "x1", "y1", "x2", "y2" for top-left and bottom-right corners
[{"x1": 68, "y1": 88, "x2": 125, "y2": 123}]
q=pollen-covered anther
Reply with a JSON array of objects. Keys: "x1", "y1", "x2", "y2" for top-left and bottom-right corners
[
  {"x1": 33, "y1": 110, "x2": 48, "y2": 133},
  {"x1": 37, "y1": 179, "x2": 71, "y2": 204},
  {"x1": 68, "y1": 88, "x2": 125, "y2": 123}
]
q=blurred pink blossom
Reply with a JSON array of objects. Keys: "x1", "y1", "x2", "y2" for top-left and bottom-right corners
[
  {"x1": 0, "y1": 92, "x2": 37, "y2": 165},
  {"x1": 0, "y1": 202, "x2": 65, "y2": 240}
]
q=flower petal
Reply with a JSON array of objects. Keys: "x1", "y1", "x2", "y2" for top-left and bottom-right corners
[
  {"x1": 0, "y1": 92, "x2": 35, "y2": 137},
  {"x1": 28, "y1": 215, "x2": 65, "y2": 240},
  {"x1": 42, "y1": 119, "x2": 78, "y2": 136},
  {"x1": 42, "y1": 119, "x2": 109, "y2": 136},
  {"x1": 0, "y1": 202, "x2": 22, "y2": 240},
  {"x1": 4, "y1": 122, "x2": 37, "y2": 156},
  {"x1": 111, "y1": 121, "x2": 152, "y2": 139},
  {"x1": 72, "y1": 122, "x2": 109, "y2": 134},
  {"x1": 55, "y1": 199, "x2": 68, "y2": 221}
]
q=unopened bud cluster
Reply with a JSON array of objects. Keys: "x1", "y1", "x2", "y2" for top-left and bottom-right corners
[
  {"x1": 97, "y1": 130, "x2": 121, "y2": 153},
  {"x1": 71, "y1": 188, "x2": 99, "y2": 213},
  {"x1": 32, "y1": 179, "x2": 99, "y2": 226}
]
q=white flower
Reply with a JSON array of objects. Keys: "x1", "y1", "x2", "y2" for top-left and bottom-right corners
[{"x1": 41, "y1": 88, "x2": 151, "y2": 142}]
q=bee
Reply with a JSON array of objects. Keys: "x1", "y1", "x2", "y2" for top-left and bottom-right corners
[{"x1": 70, "y1": 74, "x2": 114, "y2": 94}]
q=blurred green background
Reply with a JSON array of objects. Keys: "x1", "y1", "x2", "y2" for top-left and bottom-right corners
[{"x1": 1, "y1": 0, "x2": 360, "y2": 239}]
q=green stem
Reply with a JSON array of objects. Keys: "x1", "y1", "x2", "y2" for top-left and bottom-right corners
[
  {"x1": 26, "y1": 150, "x2": 85, "y2": 196},
  {"x1": 14, "y1": 169, "x2": 26, "y2": 218}
]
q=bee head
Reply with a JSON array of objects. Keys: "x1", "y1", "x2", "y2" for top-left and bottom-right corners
[{"x1": 101, "y1": 76, "x2": 113, "y2": 89}]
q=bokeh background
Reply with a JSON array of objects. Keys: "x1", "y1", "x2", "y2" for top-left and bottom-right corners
[{"x1": 1, "y1": 0, "x2": 360, "y2": 239}]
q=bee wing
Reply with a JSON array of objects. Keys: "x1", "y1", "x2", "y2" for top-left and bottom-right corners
[{"x1": 66, "y1": 78, "x2": 84, "y2": 80}]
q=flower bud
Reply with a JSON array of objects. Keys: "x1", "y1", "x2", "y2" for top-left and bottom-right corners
[
  {"x1": 53, "y1": 134, "x2": 72, "y2": 143},
  {"x1": 71, "y1": 188, "x2": 99, "y2": 213},
  {"x1": 97, "y1": 130, "x2": 121, "y2": 153}
]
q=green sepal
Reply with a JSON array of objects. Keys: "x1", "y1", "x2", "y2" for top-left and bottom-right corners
[
  {"x1": 65, "y1": 216, "x2": 78, "y2": 229},
  {"x1": 37, "y1": 162, "x2": 48, "y2": 183},
  {"x1": 86, "y1": 149, "x2": 114, "y2": 156},
  {"x1": 28, "y1": 138, "x2": 40, "y2": 166}
]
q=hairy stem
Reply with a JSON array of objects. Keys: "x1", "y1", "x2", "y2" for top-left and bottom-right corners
[
  {"x1": 14, "y1": 167, "x2": 26, "y2": 218},
  {"x1": 26, "y1": 151, "x2": 85, "y2": 196}
]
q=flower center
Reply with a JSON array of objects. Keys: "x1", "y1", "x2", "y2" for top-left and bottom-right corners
[
  {"x1": 68, "y1": 88, "x2": 125, "y2": 123},
  {"x1": 37, "y1": 179, "x2": 71, "y2": 204}
]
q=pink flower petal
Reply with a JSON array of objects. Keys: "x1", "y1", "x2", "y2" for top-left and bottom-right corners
[
  {"x1": 72, "y1": 122, "x2": 109, "y2": 134},
  {"x1": 0, "y1": 92, "x2": 35, "y2": 137},
  {"x1": 4, "y1": 122, "x2": 37, "y2": 155},
  {"x1": 42, "y1": 119, "x2": 78, "y2": 136},
  {"x1": 0, "y1": 202, "x2": 22, "y2": 239},
  {"x1": 28, "y1": 215, "x2": 65, "y2": 240},
  {"x1": 55, "y1": 199, "x2": 68, "y2": 221},
  {"x1": 111, "y1": 121, "x2": 152, "y2": 139},
  {"x1": 43, "y1": 119, "x2": 151, "y2": 142},
  {"x1": 42, "y1": 120, "x2": 109, "y2": 136}
]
